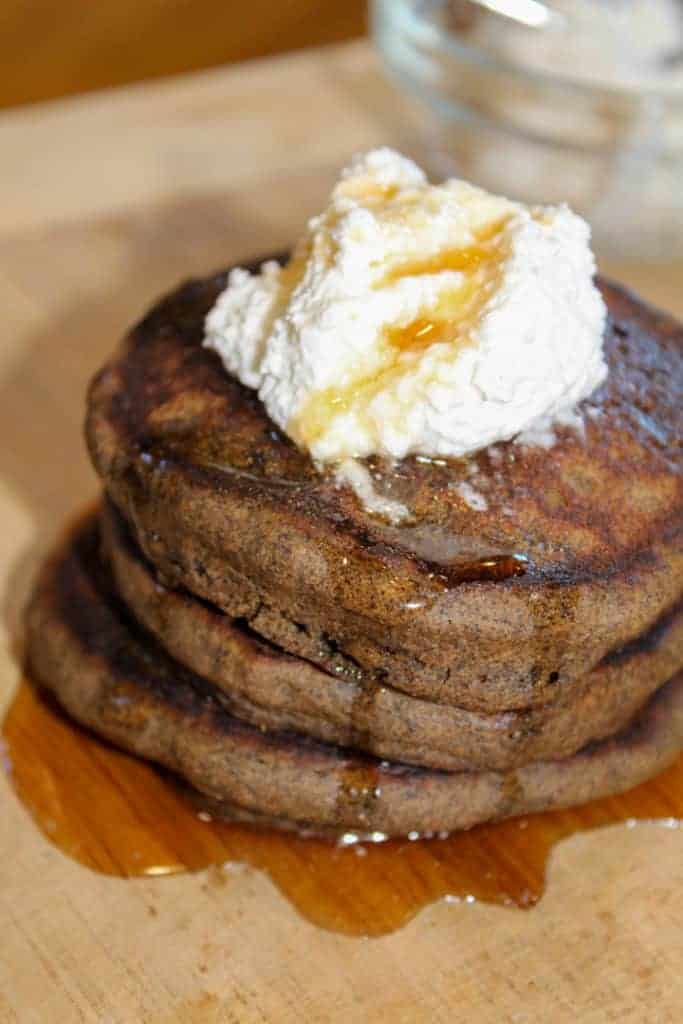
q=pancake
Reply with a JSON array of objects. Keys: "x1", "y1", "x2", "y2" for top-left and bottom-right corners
[
  {"x1": 25, "y1": 514, "x2": 683, "y2": 835},
  {"x1": 86, "y1": 263, "x2": 683, "y2": 712},
  {"x1": 102, "y1": 498, "x2": 683, "y2": 773}
]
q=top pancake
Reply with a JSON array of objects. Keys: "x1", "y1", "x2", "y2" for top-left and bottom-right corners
[{"x1": 86, "y1": 262, "x2": 683, "y2": 711}]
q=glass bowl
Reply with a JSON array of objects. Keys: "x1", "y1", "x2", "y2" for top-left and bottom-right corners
[{"x1": 371, "y1": 0, "x2": 683, "y2": 263}]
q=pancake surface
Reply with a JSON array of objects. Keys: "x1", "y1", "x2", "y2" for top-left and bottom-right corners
[
  {"x1": 25, "y1": 514, "x2": 683, "y2": 835},
  {"x1": 102, "y1": 498, "x2": 683, "y2": 773},
  {"x1": 87, "y1": 263, "x2": 683, "y2": 710}
]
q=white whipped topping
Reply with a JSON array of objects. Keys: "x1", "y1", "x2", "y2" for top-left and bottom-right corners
[
  {"x1": 452, "y1": 480, "x2": 488, "y2": 513},
  {"x1": 204, "y1": 147, "x2": 607, "y2": 466},
  {"x1": 334, "y1": 459, "x2": 410, "y2": 523}
]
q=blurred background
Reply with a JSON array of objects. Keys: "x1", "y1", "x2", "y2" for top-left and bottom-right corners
[
  {"x1": 2, "y1": 0, "x2": 682, "y2": 265},
  {"x1": 0, "y1": 0, "x2": 366, "y2": 109}
]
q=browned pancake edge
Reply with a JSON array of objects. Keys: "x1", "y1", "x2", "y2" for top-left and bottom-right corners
[
  {"x1": 86, "y1": 264, "x2": 683, "y2": 710},
  {"x1": 24, "y1": 513, "x2": 683, "y2": 835},
  {"x1": 102, "y1": 498, "x2": 683, "y2": 773}
]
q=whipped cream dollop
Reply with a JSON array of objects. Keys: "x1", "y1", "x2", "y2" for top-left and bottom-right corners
[{"x1": 204, "y1": 148, "x2": 607, "y2": 465}]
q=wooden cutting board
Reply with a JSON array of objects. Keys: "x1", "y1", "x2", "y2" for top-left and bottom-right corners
[{"x1": 1, "y1": 41, "x2": 682, "y2": 1024}]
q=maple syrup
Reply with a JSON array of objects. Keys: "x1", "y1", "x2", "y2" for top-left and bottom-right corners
[
  {"x1": 371, "y1": 519, "x2": 530, "y2": 585},
  {"x1": 335, "y1": 761, "x2": 382, "y2": 827},
  {"x1": 376, "y1": 219, "x2": 506, "y2": 288},
  {"x1": 4, "y1": 679, "x2": 683, "y2": 937},
  {"x1": 290, "y1": 223, "x2": 508, "y2": 449}
]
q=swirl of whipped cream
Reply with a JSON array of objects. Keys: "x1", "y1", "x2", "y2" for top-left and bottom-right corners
[{"x1": 205, "y1": 148, "x2": 606, "y2": 465}]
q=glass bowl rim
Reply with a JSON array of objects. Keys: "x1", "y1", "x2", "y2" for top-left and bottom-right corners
[{"x1": 374, "y1": 0, "x2": 683, "y2": 106}]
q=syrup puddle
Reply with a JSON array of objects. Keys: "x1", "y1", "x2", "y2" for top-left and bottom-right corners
[{"x1": 3, "y1": 679, "x2": 683, "y2": 937}]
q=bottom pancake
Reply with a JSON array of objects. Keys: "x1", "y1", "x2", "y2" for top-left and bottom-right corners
[{"x1": 25, "y1": 513, "x2": 683, "y2": 835}]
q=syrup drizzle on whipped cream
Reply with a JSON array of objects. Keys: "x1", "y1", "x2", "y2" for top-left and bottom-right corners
[{"x1": 204, "y1": 148, "x2": 607, "y2": 522}]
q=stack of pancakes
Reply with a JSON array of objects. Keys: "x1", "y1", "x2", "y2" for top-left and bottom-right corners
[{"x1": 26, "y1": 265, "x2": 683, "y2": 835}]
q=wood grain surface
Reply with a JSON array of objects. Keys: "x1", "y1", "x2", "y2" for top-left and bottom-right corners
[
  {"x1": 6, "y1": 673, "x2": 683, "y2": 939},
  {"x1": 1, "y1": 41, "x2": 682, "y2": 1024},
  {"x1": 0, "y1": 0, "x2": 365, "y2": 109}
]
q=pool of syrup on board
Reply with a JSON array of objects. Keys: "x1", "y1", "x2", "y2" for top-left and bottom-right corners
[{"x1": 3, "y1": 678, "x2": 683, "y2": 937}]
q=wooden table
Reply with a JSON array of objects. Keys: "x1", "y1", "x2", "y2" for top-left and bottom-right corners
[
  {"x1": 1, "y1": 41, "x2": 682, "y2": 1023},
  {"x1": 0, "y1": 0, "x2": 365, "y2": 109}
]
